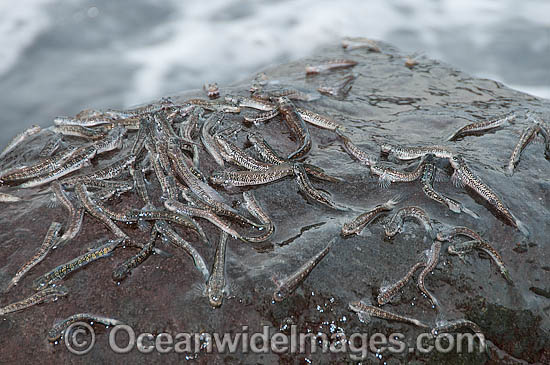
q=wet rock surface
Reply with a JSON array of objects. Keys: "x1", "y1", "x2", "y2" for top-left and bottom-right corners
[{"x1": 0, "y1": 41, "x2": 549, "y2": 364}]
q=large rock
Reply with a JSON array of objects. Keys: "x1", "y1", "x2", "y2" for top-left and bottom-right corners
[{"x1": 0, "y1": 40, "x2": 548, "y2": 364}]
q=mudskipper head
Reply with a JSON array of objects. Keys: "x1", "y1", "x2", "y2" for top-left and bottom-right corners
[
  {"x1": 207, "y1": 287, "x2": 223, "y2": 308},
  {"x1": 276, "y1": 96, "x2": 292, "y2": 111},
  {"x1": 341, "y1": 222, "x2": 355, "y2": 237},
  {"x1": 163, "y1": 199, "x2": 177, "y2": 212},
  {"x1": 348, "y1": 300, "x2": 367, "y2": 314},
  {"x1": 272, "y1": 288, "x2": 287, "y2": 302},
  {"x1": 384, "y1": 220, "x2": 400, "y2": 239},
  {"x1": 379, "y1": 143, "x2": 393, "y2": 154},
  {"x1": 204, "y1": 83, "x2": 219, "y2": 99},
  {"x1": 448, "y1": 155, "x2": 462, "y2": 169},
  {"x1": 447, "y1": 245, "x2": 461, "y2": 255},
  {"x1": 209, "y1": 173, "x2": 227, "y2": 186},
  {"x1": 377, "y1": 287, "x2": 391, "y2": 306},
  {"x1": 436, "y1": 228, "x2": 452, "y2": 242}
]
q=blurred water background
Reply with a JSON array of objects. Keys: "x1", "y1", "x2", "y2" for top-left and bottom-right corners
[{"x1": 0, "y1": 0, "x2": 549, "y2": 147}]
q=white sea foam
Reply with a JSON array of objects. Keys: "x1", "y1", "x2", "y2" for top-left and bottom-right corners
[
  {"x1": 122, "y1": 0, "x2": 550, "y2": 106},
  {"x1": 0, "y1": 0, "x2": 56, "y2": 77}
]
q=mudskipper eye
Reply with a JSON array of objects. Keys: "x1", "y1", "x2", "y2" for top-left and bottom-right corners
[{"x1": 274, "y1": 291, "x2": 284, "y2": 301}]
